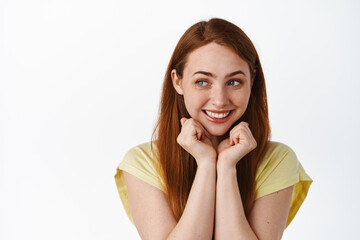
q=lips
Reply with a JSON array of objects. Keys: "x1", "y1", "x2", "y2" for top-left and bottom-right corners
[
  {"x1": 204, "y1": 110, "x2": 230, "y2": 119},
  {"x1": 202, "y1": 110, "x2": 233, "y2": 123}
]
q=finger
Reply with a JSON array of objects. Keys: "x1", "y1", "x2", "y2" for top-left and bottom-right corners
[
  {"x1": 196, "y1": 129, "x2": 202, "y2": 140},
  {"x1": 230, "y1": 122, "x2": 257, "y2": 150},
  {"x1": 242, "y1": 124, "x2": 255, "y2": 142},
  {"x1": 230, "y1": 126, "x2": 247, "y2": 144},
  {"x1": 242, "y1": 127, "x2": 253, "y2": 142},
  {"x1": 230, "y1": 129, "x2": 238, "y2": 144},
  {"x1": 229, "y1": 121, "x2": 247, "y2": 134},
  {"x1": 190, "y1": 120, "x2": 206, "y2": 140},
  {"x1": 238, "y1": 125, "x2": 257, "y2": 148},
  {"x1": 230, "y1": 133, "x2": 239, "y2": 145},
  {"x1": 196, "y1": 125, "x2": 207, "y2": 141},
  {"x1": 186, "y1": 120, "x2": 203, "y2": 141},
  {"x1": 229, "y1": 126, "x2": 241, "y2": 143},
  {"x1": 234, "y1": 133, "x2": 240, "y2": 144}
]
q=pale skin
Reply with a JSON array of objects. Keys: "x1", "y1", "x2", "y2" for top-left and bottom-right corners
[{"x1": 123, "y1": 43, "x2": 293, "y2": 239}]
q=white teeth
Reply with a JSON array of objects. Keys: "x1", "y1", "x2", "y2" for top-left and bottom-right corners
[{"x1": 205, "y1": 110, "x2": 230, "y2": 119}]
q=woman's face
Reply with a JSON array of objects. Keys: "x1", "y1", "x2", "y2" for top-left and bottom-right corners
[{"x1": 172, "y1": 42, "x2": 253, "y2": 137}]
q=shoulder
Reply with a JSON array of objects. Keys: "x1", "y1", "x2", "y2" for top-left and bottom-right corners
[
  {"x1": 123, "y1": 141, "x2": 155, "y2": 159},
  {"x1": 117, "y1": 141, "x2": 165, "y2": 192},
  {"x1": 121, "y1": 141, "x2": 160, "y2": 167},
  {"x1": 114, "y1": 141, "x2": 168, "y2": 226},
  {"x1": 255, "y1": 140, "x2": 312, "y2": 199},
  {"x1": 257, "y1": 141, "x2": 298, "y2": 174},
  {"x1": 255, "y1": 141, "x2": 301, "y2": 199},
  {"x1": 264, "y1": 141, "x2": 297, "y2": 159}
]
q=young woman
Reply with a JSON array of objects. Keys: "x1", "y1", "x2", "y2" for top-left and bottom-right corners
[{"x1": 115, "y1": 18, "x2": 312, "y2": 240}]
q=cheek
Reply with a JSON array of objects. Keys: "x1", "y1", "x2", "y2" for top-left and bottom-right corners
[
  {"x1": 183, "y1": 92, "x2": 207, "y2": 113},
  {"x1": 233, "y1": 92, "x2": 251, "y2": 107}
]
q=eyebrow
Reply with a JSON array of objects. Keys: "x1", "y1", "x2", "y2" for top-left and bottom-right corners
[{"x1": 192, "y1": 70, "x2": 247, "y2": 78}]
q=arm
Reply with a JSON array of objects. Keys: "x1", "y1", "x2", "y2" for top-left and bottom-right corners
[
  {"x1": 215, "y1": 163, "x2": 257, "y2": 239},
  {"x1": 214, "y1": 122, "x2": 293, "y2": 239},
  {"x1": 169, "y1": 161, "x2": 216, "y2": 239},
  {"x1": 248, "y1": 185, "x2": 293, "y2": 239},
  {"x1": 215, "y1": 162, "x2": 293, "y2": 240},
  {"x1": 123, "y1": 160, "x2": 216, "y2": 240},
  {"x1": 124, "y1": 118, "x2": 217, "y2": 239}
]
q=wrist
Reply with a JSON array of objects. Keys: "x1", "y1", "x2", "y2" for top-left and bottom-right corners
[
  {"x1": 217, "y1": 155, "x2": 237, "y2": 172},
  {"x1": 196, "y1": 157, "x2": 217, "y2": 169},
  {"x1": 216, "y1": 162, "x2": 237, "y2": 179}
]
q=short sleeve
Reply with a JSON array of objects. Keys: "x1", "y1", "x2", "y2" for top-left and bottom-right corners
[
  {"x1": 255, "y1": 142, "x2": 313, "y2": 228},
  {"x1": 114, "y1": 142, "x2": 166, "y2": 224}
]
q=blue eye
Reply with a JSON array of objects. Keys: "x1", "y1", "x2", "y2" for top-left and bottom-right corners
[
  {"x1": 228, "y1": 80, "x2": 241, "y2": 86},
  {"x1": 196, "y1": 80, "x2": 208, "y2": 86}
]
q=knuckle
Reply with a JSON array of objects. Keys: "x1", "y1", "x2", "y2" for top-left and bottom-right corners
[
  {"x1": 239, "y1": 121, "x2": 246, "y2": 126},
  {"x1": 177, "y1": 135, "x2": 182, "y2": 144}
]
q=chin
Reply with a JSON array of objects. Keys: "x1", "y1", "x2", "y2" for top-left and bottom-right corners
[{"x1": 206, "y1": 127, "x2": 229, "y2": 137}]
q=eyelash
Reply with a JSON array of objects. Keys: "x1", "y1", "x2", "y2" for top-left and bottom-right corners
[
  {"x1": 195, "y1": 79, "x2": 242, "y2": 87},
  {"x1": 228, "y1": 80, "x2": 241, "y2": 86},
  {"x1": 196, "y1": 80, "x2": 208, "y2": 86}
]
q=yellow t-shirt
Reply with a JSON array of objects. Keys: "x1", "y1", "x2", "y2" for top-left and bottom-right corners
[{"x1": 114, "y1": 141, "x2": 312, "y2": 228}]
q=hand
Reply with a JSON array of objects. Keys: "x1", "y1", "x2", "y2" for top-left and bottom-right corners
[
  {"x1": 217, "y1": 122, "x2": 257, "y2": 168},
  {"x1": 177, "y1": 118, "x2": 217, "y2": 166}
]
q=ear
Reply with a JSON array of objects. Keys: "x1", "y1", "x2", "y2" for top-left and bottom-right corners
[{"x1": 171, "y1": 69, "x2": 183, "y2": 95}]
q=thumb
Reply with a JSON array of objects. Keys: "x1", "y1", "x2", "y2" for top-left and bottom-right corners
[{"x1": 180, "y1": 117, "x2": 188, "y2": 126}]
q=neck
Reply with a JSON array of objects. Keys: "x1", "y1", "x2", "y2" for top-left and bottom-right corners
[{"x1": 208, "y1": 134, "x2": 228, "y2": 150}]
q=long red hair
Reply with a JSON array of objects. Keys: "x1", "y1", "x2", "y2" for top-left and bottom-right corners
[{"x1": 151, "y1": 18, "x2": 270, "y2": 220}]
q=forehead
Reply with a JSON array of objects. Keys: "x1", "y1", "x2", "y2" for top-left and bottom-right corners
[{"x1": 184, "y1": 42, "x2": 250, "y2": 77}]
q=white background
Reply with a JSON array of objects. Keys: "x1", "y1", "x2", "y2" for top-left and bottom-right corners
[{"x1": 1, "y1": 0, "x2": 359, "y2": 239}]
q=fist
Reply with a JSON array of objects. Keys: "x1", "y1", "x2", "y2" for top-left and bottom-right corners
[
  {"x1": 217, "y1": 121, "x2": 257, "y2": 168},
  {"x1": 177, "y1": 118, "x2": 217, "y2": 165}
]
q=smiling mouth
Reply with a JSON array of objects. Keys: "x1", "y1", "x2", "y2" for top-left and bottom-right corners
[{"x1": 203, "y1": 110, "x2": 231, "y2": 119}]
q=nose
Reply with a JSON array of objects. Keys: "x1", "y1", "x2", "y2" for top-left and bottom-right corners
[{"x1": 210, "y1": 86, "x2": 229, "y2": 108}]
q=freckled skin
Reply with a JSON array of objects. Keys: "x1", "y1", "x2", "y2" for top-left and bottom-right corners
[{"x1": 172, "y1": 42, "x2": 253, "y2": 140}]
